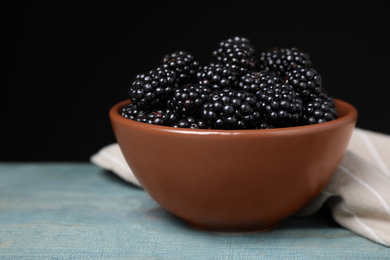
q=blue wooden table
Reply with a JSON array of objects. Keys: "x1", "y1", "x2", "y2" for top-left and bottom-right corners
[{"x1": 1, "y1": 163, "x2": 388, "y2": 259}]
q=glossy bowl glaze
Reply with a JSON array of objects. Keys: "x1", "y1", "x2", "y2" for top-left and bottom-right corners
[{"x1": 110, "y1": 98, "x2": 357, "y2": 231}]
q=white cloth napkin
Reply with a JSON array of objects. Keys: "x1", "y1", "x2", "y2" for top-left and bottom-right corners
[{"x1": 91, "y1": 128, "x2": 390, "y2": 247}]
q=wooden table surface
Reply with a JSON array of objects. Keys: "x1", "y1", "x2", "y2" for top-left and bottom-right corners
[{"x1": 0, "y1": 163, "x2": 388, "y2": 259}]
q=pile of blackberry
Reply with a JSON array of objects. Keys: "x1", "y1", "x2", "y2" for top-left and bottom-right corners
[{"x1": 122, "y1": 37, "x2": 337, "y2": 129}]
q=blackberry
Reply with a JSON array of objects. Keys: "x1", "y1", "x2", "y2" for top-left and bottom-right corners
[
  {"x1": 202, "y1": 89, "x2": 264, "y2": 129},
  {"x1": 258, "y1": 47, "x2": 311, "y2": 78},
  {"x1": 196, "y1": 63, "x2": 240, "y2": 91},
  {"x1": 238, "y1": 71, "x2": 283, "y2": 96},
  {"x1": 172, "y1": 116, "x2": 207, "y2": 129},
  {"x1": 239, "y1": 72, "x2": 303, "y2": 127},
  {"x1": 216, "y1": 36, "x2": 255, "y2": 55},
  {"x1": 167, "y1": 84, "x2": 211, "y2": 117},
  {"x1": 302, "y1": 92, "x2": 338, "y2": 125},
  {"x1": 161, "y1": 51, "x2": 200, "y2": 84},
  {"x1": 121, "y1": 103, "x2": 138, "y2": 119},
  {"x1": 284, "y1": 68, "x2": 323, "y2": 101},
  {"x1": 121, "y1": 103, "x2": 178, "y2": 126},
  {"x1": 129, "y1": 67, "x2": 178, "y2": 110},
  {"x1": 212, "y1": 36, "x2": 257, "y2": 75}
]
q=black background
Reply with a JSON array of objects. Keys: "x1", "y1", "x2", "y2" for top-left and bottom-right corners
[{"x1": 4, "y1": 2, "x2": 390, "y2": 162}]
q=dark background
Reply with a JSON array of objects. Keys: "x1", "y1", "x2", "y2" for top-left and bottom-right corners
[{"x1": 4, "y1": 2, "x2": 390, "y2": 162}]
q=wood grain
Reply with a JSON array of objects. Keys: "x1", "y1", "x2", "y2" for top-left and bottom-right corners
[{"x1": 0, "y1": 163, "x2": 388, "y2": 259}]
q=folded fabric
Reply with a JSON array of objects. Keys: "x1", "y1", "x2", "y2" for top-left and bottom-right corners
[{"x1": 90, "y1": 128, "x2": 390, "y2": 247}]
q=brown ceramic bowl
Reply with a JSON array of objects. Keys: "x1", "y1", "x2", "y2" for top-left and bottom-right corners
[{"x1": 110, "y1": 98, "x2": 357, "y2": 232}]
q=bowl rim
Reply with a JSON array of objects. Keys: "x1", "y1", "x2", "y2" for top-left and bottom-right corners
[{"x1": 109, "y1": 98, "x2": 358, "y2": 136}]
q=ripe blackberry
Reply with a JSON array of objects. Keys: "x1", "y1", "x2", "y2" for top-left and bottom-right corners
[
  {"x1": 238, "y1": 71, "x2": 283, "y2": 96},
  {"x1": 161, "y1": 51, "x2": 200, "y2": 84},
  {"x1": 172, "y1": 116, "x2": 207, "y2": 129},
  {"x1": 202, "y1": 89, "x2": 264, "y2": 129},
  {"x1": 302, "y1": 91, "x2": 338, "y2": 125},
  {"x1": 284, "y1": 68, "x2": 323, "y2": 101},
  {"x1": 129, "y1": 67, "x2": 178, "y2": 110},
  {"x1": 239, "y1": 72, "x2": 303, "y2": 127},
  {"x1": 212, "y1": 37, "x2": 257, "y2": 75},
  {"x1": 121, "y1": 103, "x2": 139, "y2": 120},
  {"x1": 258, "y1": 47, "x2": 311, "y2": 78},
  {"x1": 196, "y1": 63, "x2": 240, "y2": 91},
  {"x1": 167, "y1": 84, "x2": 211, "y2": 117},
  {"x1": 121, "y1": 103, "x2": 178, "y2": 126},
  {"x1": 216, "y1": 36, "x2": 255, "y2": 55}
]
